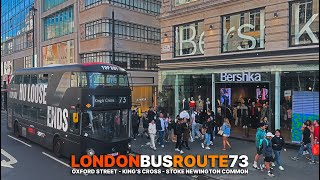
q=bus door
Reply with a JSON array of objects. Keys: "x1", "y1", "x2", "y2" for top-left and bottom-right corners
[{"x1": 65, "y1": 110, "x2": 81, "y2": 157}]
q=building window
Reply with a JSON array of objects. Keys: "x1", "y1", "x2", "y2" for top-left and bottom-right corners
[
  {"x1": 80, "y1": 51, "x2": 159, "y2": 70},
  {"x1": 175, "y1": 0, "x2": 198, "y2": 6},
  {"x1": 290, "y1": 0, "x2": 319, "y2": 46},
  {"x1": 174, "y1": 21, "x2": 204, "y2": 57},
  {"x1": 84, "y1": 0, "x2": 161, "y2": 15},
  {"x1": 222, "y1": 8, "x2": 265, "y2": 53},
  {"x1": 42, "y1": 40, "x2": 75, "y2": 66},
  {"x1": 44, "y1": 6, "x2": 74, "y2": 40},
  {"x1": 84, "y1": 19, "x2": 160, "y2": 43},
  {"x1": 24, "y1": 56, "x2": 32, "y2": 68},
  {"x1": 43, "y1": 0, "x2": 66, "y2": 12}
]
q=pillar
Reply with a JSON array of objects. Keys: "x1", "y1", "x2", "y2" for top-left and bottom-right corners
[
  {"x1": 212, "y1": 73, "x2": 215, "y2": 113},
  {"x1": 175, "y1": 75, "x2": 179, "y2": 116},
  {"x1": 275, "y1": 71, "x2": 281, "y2": 130}
]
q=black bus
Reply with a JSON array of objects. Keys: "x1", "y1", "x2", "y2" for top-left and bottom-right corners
[{"x1": 7, "y1": 62, "x2": 132, "y2": 157}]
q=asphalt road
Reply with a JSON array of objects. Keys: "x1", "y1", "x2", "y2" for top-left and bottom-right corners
[{"x1": 1, "y1": 111, "x2": 198, "y2": 180}]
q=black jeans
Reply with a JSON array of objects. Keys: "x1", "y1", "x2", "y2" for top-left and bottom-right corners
[
  {"x1": 182, "y1": 140, "x2": 189, "y2": 148},
  {"x1": 175, "y1": 135, "x2": 182, "y2": 150}
]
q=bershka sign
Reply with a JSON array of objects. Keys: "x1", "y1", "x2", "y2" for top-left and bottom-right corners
[{"x1": 220, "y1": 72, "x2": 262, "y2": 82}]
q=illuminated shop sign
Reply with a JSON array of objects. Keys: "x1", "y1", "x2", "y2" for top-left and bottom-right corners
[
  {"x1": 174, "y1": 21, "x2": 204, "y2": 56},
  {"x1": 290, "y1": 0, "x2": 319, "y2": 46},
  {"x1": 222, "y1": 9, "x2": 265, "y2": 52},
  {"x1": 217, "y1": 72, "x2": 270, "y2": 82}
]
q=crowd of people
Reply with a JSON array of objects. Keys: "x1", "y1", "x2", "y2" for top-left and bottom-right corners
[
  {"x1": 131, "y1": 106, "x2": 319, "y2": 177},
  {"x1": 131, "y1": 106, "x2": 232, "y2": 154}
]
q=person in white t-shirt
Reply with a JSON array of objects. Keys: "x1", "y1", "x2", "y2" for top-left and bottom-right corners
[{"x1": 191, "y1": 111, "x2": 202, "y2": 142}]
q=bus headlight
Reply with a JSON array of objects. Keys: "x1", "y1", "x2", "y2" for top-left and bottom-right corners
[
  {"x1": 128, "y1": 143, "x2": 132, "y2": 149},
  {"x1": 86, "y1": 148, "x2": 95, "y2": 156}
]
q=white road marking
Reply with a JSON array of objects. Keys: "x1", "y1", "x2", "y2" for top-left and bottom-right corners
[
  {"x1": 42, "y1": 152, "x2": 71, "y2": 168},
  {"x1": 1, "y1": 149, "x2": 18, "y2": 168},
  {"x1": 7, "y1": 135, "x2": 32, "y2": 147}
]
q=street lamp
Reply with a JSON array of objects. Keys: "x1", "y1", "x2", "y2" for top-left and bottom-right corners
[{"x1": 29, "y1": 5, "x2": 37, "y2": 68}]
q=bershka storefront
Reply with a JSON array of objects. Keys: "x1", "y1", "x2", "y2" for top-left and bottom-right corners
[{"x1": 159, "y1": 65, "x2": 319, "y2": 143}]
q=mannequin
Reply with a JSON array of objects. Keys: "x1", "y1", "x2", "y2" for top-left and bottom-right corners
[
  {"x1": 189, "y1": 97, "x2": 195, "y2": 112},
  {"x1": 196, "y1": 95, "x2": 204, "y2": 112},
  {"x1": 205, "y1": 98, "x2": 211, "y2": 111},
  {"x1": 182, "y1": 98, "x2": 189, "y2": 110}
]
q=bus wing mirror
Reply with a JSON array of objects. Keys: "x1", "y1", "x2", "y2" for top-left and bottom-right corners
[
  {"x1": 128, "y1": 72, "x2": 133, "y2": 91},
  {"x1": 73, "y1": 113, "x2": 79, "y2": 123},
  {"x1": 82, "y1": 113, "x2": 90, "y2": 127}
]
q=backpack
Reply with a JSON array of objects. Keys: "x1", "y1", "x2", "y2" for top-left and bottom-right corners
[{"x1": 259, "y1": 138, "x2": 268, "y2": 151}]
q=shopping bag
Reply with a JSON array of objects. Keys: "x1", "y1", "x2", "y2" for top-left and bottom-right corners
[{"x1": 312, "y1": 144, "x2": 319, "y2": 156}]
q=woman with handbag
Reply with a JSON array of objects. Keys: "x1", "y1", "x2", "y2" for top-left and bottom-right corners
[{"x1": 221, "y1": 118, "x2": 232, "y2": 150}]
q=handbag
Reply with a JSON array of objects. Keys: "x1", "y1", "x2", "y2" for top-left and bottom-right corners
[
  {"x1": 312, "y1": 144, "x2": 319, "y2": 156},
  {"x1": 218, "y1": 129, "x2": 224, "y2": 136}
]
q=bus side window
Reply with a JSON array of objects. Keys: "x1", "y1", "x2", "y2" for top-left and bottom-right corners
[
  {"x1": 10, "y1": 76, "x2": 15, "y2": 84},
  {"x1": 38, "y1": 74, "x2": 49, "y2": 84},
  {"x1": 14, "y1": 104, "x2": 22, "y2": 117},
  {"x1": 37, "y1": 108, "x2": 46, "y2": 125},
  {"x1": 69, "y1": 113, "x2": 79, "y2": 134},
  {"x1": 31, "y1": 74, "x2": 38, "y2": 84},
  {"x1": 23, "y1": 75, "x2": 31, "y2": 84},
  {"x1": 22, "y1": 105, "x2": 30, "y2": 118},
  {"x1": 71, "y1": 72, "x2": 78, "y2": 87},
  {"x1": 15, "y1": 75, "x2": 22, "y2": 84}
]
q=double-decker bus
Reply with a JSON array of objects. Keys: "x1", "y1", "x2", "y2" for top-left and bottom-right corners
[{"x1": 7, "y1": 63, "x2": 132, "y2": 157}]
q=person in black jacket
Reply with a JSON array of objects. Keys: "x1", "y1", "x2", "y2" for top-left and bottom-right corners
[
  {"x1": 132, "y1": 110, "x2": 140, "y2": 140},
  {"x1": 174, "y1": 118, "x2": 184, "y2": 154},
  {"x1": 271, "y1": 129, "x2": 286, "y2": 171}
]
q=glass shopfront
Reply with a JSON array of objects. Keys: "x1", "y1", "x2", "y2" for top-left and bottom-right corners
[
  {"x1": 159, "y1": 67, "x2": 319, "y2": 143},
  {"x1": 132, "y1": 86, "x2": 157, "y2": 112}
]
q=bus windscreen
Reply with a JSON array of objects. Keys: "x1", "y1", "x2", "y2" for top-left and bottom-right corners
[{"x1": 87, "y1": 73, "x2": 129, "y2": 88}]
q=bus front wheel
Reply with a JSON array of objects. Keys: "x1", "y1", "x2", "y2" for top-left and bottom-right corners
[
  {"x1": 14, "y1": 122, "x2": 20, "y2": 137},
  {"x1": 53, "y1": 137, "x2": 63, "y2": 157}
]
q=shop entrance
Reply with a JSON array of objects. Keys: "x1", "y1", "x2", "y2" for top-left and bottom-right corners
[{"x1": 215, "y1": 82, "x2": 270, "y2": 138}]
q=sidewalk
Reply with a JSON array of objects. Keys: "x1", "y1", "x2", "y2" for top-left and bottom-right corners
[{"x1": 131, "y1": 133, "x2": 319, "y2": 180}]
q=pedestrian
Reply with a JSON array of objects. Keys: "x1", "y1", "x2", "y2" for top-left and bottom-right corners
[
  {"x1": 148, "y1": 119, "x2": 157, "y2": 151},
  {"x1": 271, "y1": 129, "x2": 286, "y2": 171},
  {"x1": 191, "y1": 111, "x2": 202, "y2": 142},
  {"x1": 262, "y1": 132, "x2": 276, "y2": 177},
  {"x1": 142, "y1": 111, "x2": 149, "y2": 138},
  {"x1": 207, "y1": 110, "x2": 215, "y2": 146},
  {"x1": 201, "y1": 116, "x2": 213, "y2": 150},
  {"x1": 164, "y1": 113, "x2": 171, "y2": 142},
  {"x1": 182, "y1": 118, "x2": 191, "y2": 150},
  {"x1": 291, "y1": 120, "x2": 316, "y2": 164},
  {"x1": 132, "y1": 110, "x2": 139, "y2": 140},
  {"x1": 156, "y1": 113, "x2": 166, "y2": 148},
  {"x1": 253, "y1": 123, "x2": 267, "y2": 169},
  {"x1": 313, "y1": 120, "x2": 319, "y2": 145},
  {"x1": 221, "y1": 118, "x2": 232, "y2": 150},
  {"x1": 147, "y1": 106, "x2": 156, "y2": 122},
  {"x1": 174, "y1": 118, "x2": 184, "y2": 154}
]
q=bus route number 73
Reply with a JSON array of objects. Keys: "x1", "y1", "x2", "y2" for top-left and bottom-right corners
[{"x1": 119, "y1": 97, "x2": 127, "y2": 104}]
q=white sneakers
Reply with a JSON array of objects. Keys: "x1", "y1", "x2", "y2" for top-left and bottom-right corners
[
  {"x1": 253, "y1": 163, "x2": 260, "y2": 170},
  {"x1": 201, "y1": 143, "x2": 205, "y2": 149},
  {"x1": 175, "y1": 148, "x2": 180, "y2": 152},
  {"x1": 267, "y1": 171, "x2": 275, "y2": 177},
  {"x1": 205, "y1": 147, "x2": 211, "y2": 150},
  {"x1": 180, "y1": 150, "x2": 184, "y2": 154},
  {"x1": 271, "y1": 162, "x2": 276, "y2": 167},
  {"x1": 279, "y1": 166, "x2": 284, "y2": 171}
]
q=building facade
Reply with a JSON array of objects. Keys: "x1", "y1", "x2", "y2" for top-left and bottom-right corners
[
  {"x1": 159, "y1": 0, "x2": 319, "y2": 143},
  {"x1": 1, "y1": 0, "x2": 162, "y2": 112}
]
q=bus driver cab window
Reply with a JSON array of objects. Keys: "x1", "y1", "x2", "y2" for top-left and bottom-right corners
[{"x1": 82, "y1": 112, "x2": 94, "y2": 136}]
